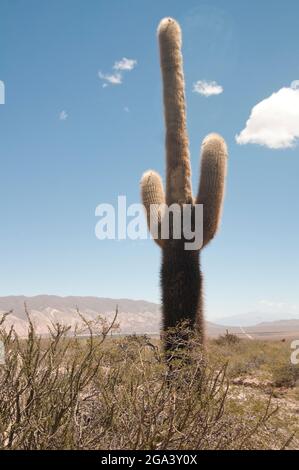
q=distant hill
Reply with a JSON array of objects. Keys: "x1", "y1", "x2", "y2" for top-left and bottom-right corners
[
  {"x1": 0, "y1": 295, "x2": 161, "y2": 336},
  {"x1": 244, "y1": 319, "x2": 299, "y2": 339},
  {"x1": 0, "y1": 295, "x2": 159, "y2": 318},
  {"x1": 0, "y1": 296, "x2": 299, "y2": 339},
  {"x1": 214, "y1": 311, "x2": 299, "y2": 327}
]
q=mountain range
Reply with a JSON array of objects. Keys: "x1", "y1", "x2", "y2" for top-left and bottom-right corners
[
  {"x1": 0, "y1": 295, "x2": 299, "y2": 340},
  {"x1": 214, "y1": 311, "x2": 299, "y2": 327}
]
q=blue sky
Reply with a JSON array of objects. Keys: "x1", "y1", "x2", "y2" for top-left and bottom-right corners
[{"x1": 0, "y1": 0, "x2": 299, "y2": 320}]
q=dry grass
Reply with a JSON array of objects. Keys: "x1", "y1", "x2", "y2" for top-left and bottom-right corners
[{"x1": 0, "y1": 312, "x2": 298, "y2": 450}]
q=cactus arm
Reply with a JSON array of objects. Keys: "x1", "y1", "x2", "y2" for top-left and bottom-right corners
[
  {"x1": 158, "y1": 18, "x2": 193, "y2": 206},
  {"x1": 196, "y1": 133, "x2": 228, "y2": 247},
  {"x1": 140, "y1": 170, "x2": 165, "y2": 248}
]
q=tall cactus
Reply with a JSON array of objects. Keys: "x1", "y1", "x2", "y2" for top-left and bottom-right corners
[{"x1": 141, "y1": 18, "x2": 228, "y2": 350}]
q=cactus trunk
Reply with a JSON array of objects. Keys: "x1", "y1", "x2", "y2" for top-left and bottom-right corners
[{"x1": 161, "y1": 245, "x2": 204, "y2": 346}]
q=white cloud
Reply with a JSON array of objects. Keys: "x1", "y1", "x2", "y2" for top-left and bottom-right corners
[
  {"x1": 59, "y1": 110, "x2": 68, "y2": 121},
  {"x1": 98, "y1": 71, "x2": 122, "y2": 85},
  {"x1": 99, "y1": 57, "x2": 137, "y2": 88},
  {"x1": 124, "y1": 106, "x2": 130, "y2": 112},
  {"x1": 193, "y1": 80, "x2": 223, "y2": 97},
  {"x1": 113, "y1": 57, "x2": 137, "y2": 71},
  {"x1": 236, "y1": 81, "x2": 299, "y2": 149}
]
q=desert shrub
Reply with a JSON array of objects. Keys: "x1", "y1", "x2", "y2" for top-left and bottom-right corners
[
  {"x1": 272, "y1": 362, "x2": 299, "y2": 388},
  {"x1": 209, "y1": 339, "x2": 296, "y2": 380},
  {"x1": 226, "y1": 352, "x2": 269, "y2": 378},
  {"x1": 214, "y1": 330, "x2": 241, "y2": 347},
  {"x1": 228, "y1": 359, "x2": 255, "y2": 378},
  {"x1": 0, "y1": 312, "x2": 292, "y2": 450}
]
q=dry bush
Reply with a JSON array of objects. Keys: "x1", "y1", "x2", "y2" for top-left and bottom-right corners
[
  {"x1": 214, "y1": 330, "x2": 241, "y2": 347},
  {"x1": 0, "y1": 312, "x2": 292, "y2": 450},
  {"x1": 272, "y1": 362, "x2": 299, "y2": 388}
]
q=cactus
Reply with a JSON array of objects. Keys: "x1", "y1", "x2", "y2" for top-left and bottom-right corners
[{"x1": 141, "y1": 18, "x2": 228, "y2": 351}]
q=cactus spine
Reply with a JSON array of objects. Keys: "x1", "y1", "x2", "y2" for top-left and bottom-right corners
[{"x1": 141, "y1": 18, "x2": 228, "y2": 350}]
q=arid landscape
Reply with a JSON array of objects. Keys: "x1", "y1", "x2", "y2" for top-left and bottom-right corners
[
  {"x1": 1, "y1": 0, "x2": 299, "y2": 457},
  {"x1": 1, "y1": 296, "x2": 299, "y2": 450},
  {"x1": 0, "y1": 307, "x2": 298, "y2": 450}
]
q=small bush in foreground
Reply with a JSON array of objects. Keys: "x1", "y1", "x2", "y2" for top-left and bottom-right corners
[{"x1": 0, "y1": 312, "x2": 293, "y2": 450}]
